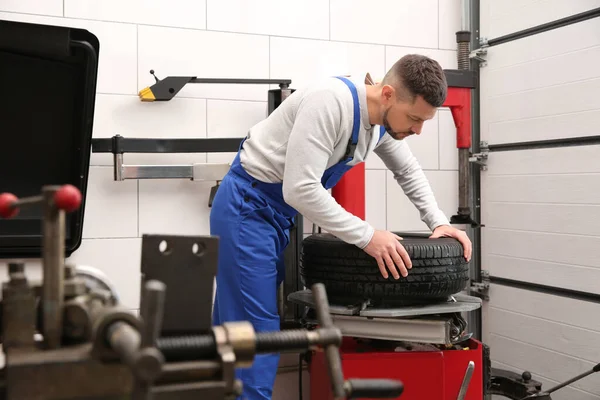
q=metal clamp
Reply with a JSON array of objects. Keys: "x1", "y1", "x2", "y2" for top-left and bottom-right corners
[{"x1": 469, "y1": 141, "x2": 489, "y2": 170}]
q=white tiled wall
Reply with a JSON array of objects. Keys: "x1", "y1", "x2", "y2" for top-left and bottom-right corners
[{"x1": 0, "y1": 1, "x2": 461, "y2": 396}]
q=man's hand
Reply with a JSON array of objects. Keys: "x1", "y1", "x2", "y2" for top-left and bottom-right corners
[
  {"x1": 363, "y1": 230, "x2": 412, "y2": 279},
  {"x1": 429, "y1": 225, "x2": 472, "y2": 262}
]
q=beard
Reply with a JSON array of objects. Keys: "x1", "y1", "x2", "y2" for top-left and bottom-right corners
[{"x1": 383, "y1": 108, "x2": 415, "y2": 140}]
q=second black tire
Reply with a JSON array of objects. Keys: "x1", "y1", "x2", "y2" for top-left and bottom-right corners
[{"x1": 300, "y1": 233, "x2": 470, "y2": 307}]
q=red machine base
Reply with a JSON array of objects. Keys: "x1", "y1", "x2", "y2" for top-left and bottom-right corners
[{"x1": 310, "y1": 338, "x2": 484, "y2": 400}]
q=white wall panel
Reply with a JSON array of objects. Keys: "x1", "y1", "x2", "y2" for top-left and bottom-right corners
[
  {"x1": 386, "y1": 46, "x2": 458, "y2": 71},
  {"x1": 438, "y1": 0, "x2": 462, "y2": 50},
  {"x1": 91, "y1": 94, "x2": 208, "y2": 166},
  {"x1": 82, "y1": 167, "x2": 138, "y2": 239},
  {"x1": 207, "y1": 0, "x2": 328, "y2": 40},
  {"x1": 138, "y1": 25, "x2": 270, "y2": 101},
  {"x1": 206, "y1": 99, "x2": 267, "y2": 163},
  {"x1": 330, "y1": 0, "x2": 438, "y2": 48},
  {"x1": 270, "y1": 36, "x2": 385, "y2": 91},
  {"x1": 366, "y1": 117, "x2": 441, "y2": 171},
  {"x1": 387, "y1": 170, "x2": 458, "y2": 232},
  {"x1": 138, "y1": 180, "x2": 213, "y2": 236},
  {"x1": 0, "y1": 0, "x2": 62, "y2": 16},
  {"x1": 65, "y1": 0, "x2": 206, "y2": 29},
  {"x1": 0, "y1": 12, "x2": 137, "y2": 95}
]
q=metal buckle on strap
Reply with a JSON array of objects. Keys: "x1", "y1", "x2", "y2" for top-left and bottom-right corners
[{"x1": 344, "y1": 140, "x2": 357, "y2": 159}]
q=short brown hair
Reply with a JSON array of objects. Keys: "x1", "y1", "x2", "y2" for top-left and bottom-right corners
[{"x1": 382, "y1": 54, "x2": 447, "y2": 107}]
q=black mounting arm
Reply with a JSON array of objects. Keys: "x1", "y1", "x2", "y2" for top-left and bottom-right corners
[{"x1": 138, "y1": 69, "x2": 293, "y2": 101}]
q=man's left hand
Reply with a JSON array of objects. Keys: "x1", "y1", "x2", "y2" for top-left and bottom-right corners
[{"x1": 429, "y1": 225, "x2": 472, "y2": 262}]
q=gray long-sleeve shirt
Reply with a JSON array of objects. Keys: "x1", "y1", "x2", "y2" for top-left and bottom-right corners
[{"x1": 240, "y1": 74, "x2": 450, "y2": 249}]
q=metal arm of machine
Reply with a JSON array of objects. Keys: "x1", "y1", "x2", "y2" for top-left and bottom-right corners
[
  {"x1": 138, "y1": 69, "x2": 293, "y2": 102},
  {"x1": 0, "y1": 185, "x2": 404, "y2": 400}
]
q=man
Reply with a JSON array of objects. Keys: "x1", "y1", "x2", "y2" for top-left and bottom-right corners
[{"x1": 210, "y1": 54, "x2": 472, "y2": 399}]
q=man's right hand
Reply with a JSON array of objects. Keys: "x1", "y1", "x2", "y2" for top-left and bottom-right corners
[{"x1": 363, "y1": 230, "x2": 412, "y2": 279}]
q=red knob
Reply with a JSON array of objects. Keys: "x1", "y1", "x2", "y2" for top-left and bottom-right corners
[
  {"x1": 54, "y1": 185, "x2": 82, "y2": 213},
  {"x1": 0, "y1": 193, "x2": 19, "y2": 218}
]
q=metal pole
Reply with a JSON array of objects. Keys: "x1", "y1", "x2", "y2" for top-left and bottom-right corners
[{"x1": 42, "y1": 186, "x2": 65, "y2": 349}]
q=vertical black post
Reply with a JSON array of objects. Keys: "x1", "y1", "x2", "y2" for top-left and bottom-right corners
[
  {"x1": 468, "y1": 0, "x2": 483, "y2": 343},
  {"x1": 268, "y1": 86, "x2": 303, "y2": 329}
]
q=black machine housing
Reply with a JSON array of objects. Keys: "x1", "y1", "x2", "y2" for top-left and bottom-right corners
[{"x1": 0, "y1": 19, "x2": 99, "y2": 259}]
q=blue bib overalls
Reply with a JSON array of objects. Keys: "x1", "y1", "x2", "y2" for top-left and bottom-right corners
[{"x1": 209, "y1": 77, "x2": 386, "y2": 400}]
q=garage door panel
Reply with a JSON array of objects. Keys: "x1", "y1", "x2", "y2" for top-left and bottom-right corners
[
  {"x1": 483, "y1": 174, "x2": 600, "y2": 204},
  {"x1": 486, "y1": 254, "x2": 600, "y2": 295},
  {"x1": 487, "y1": 45, "x2": 600, "y2": 98},
  {"x1": 486, "y1": 146, "x2": 600, "y2": 173},
  {"x1": 489, "y1": 109, "x2": 600, "y2": 144},
  {"x1": 484, "y1": 229, "x2": 600, "y2": 269},
  {"x1": 484, "y1": 0, "x2": 600, "y2": 39},
  {"x1": 489, "y1": 334, "x2": 600, "y2": 396},
  {"x1": 481, "y1": 17, "x2": 600, "y2": 70},
  {"x1": 489, "y1": 307, "x2": 600, "y2": 364},
  {"x1": 484, "y1": 203, "x2": 600, "y2": 236},
  {"x1": 488, "y1": 285, "x2": 600, "y2": 331},
  {"x1": 486, "y1": 77, "x2": 600, "y2": 124},
  {"x1": 491, "y1": 360, "x2": 599, "y2": 400}
]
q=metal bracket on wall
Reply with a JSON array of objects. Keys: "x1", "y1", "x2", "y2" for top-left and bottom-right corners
[
  {"x1": 470, "y1": 40, "x2": 488, "y2": 67},
  {"x1": 469, "y1": 270, "x2": 490, "y2": 301},
  {"x1": 469, "y1": 141, "x2": 489, "y2": 170}
]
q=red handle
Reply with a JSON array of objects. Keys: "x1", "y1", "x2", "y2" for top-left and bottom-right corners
[
  {"x1": 54, "y1": 184, "x2": 82, "y2": 213},
  {"x1": 0, "y1": 193, "x2": 19, "y2": 218},
  {"x1": 0, "y1": 185, "x2": 82, "y2": 219}
]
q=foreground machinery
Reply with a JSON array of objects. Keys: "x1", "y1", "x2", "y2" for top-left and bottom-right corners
[{"x1": 1, "y1": 17, "x2": 599, "y2": 400}]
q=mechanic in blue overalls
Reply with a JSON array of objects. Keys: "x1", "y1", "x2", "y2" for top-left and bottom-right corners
[{"x1": 210, "y1": 54, "x2": 473, "y2": 400}]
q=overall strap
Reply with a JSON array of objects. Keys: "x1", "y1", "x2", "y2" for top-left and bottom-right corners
[
  {"x1": 334, "y1": 76, "x2": 361, "y2": 161},
  {"x1": 378, "y1": 125, "x2": 387, "y2": 142}
]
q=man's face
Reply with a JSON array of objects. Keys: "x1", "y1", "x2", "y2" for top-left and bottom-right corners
[{"x1": 382, "y1": 91, "x2": 438, "y2": 140}]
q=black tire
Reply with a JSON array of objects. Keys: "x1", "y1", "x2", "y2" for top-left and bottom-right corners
[{"x1": 299, "y1": 232, "x2": 470, "y2": 307}]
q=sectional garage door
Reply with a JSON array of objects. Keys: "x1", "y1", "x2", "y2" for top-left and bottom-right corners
[{"x1": 479, "y1": 2, "x2": 600, "y2": 399}]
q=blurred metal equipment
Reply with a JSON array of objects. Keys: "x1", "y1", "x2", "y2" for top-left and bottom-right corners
[{"x1": 0, "y1": 184, "x2": 404, "y2": 400}]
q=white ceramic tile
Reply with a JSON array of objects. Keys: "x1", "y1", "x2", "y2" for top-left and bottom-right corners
[
  {"x1": 404, "y1": 114, "x2": 439, "y2": 170},
  {"x1": 270, "y1": 36, "x2": 385, "y2": 91},
  {"x1": 207, "y1": 0, "x2": 328, "y2": 39},
  {"x1": 386, "y1": 46, "x2": 458, "y2": 71},
  {"x1": 138, "y1": 180, "x2": 214, "y2": 237},
  {"x1": 82, "y1": 167, "x2": 138, "y2": 239},
  {"x1": 439, "y1": 0, "x2": 462, "y2": 50},
  {"x1": 366, "y1": 115, "x2": 439, "y2": 171},
  {"x1": 66, "y1": 238, "x2": 143, "y2": 309},
  {"x1": 438, "y1": 109, "x2": 458, "y2": 170},
  {"x1": 138, "y1": 25, "x2": 270, "y2": 101},
  {"x1": 330, "y1": 0, "x2": 438, "y2": 48},
  {"x1": 206, "y1": 100, "x2": 268, "y2": 163},
  {"x1": 0, "y1": 0, "x2": 62, "y2": 16},
  {"x1": 91, "y1": 94, "x2": 208, "y2": 166},
  {"x1": 0, "y1": 12, "x2": 137, "y2": 95},
  {"x1": 65, "y1": 0, "x2": 206, "y2": 29},
  {"x1": 386, "y1": 170, "x2": 458, "y2": 232},
  {"x1": 366, "y1": 170, "x2": 387, "y2": 231}
]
